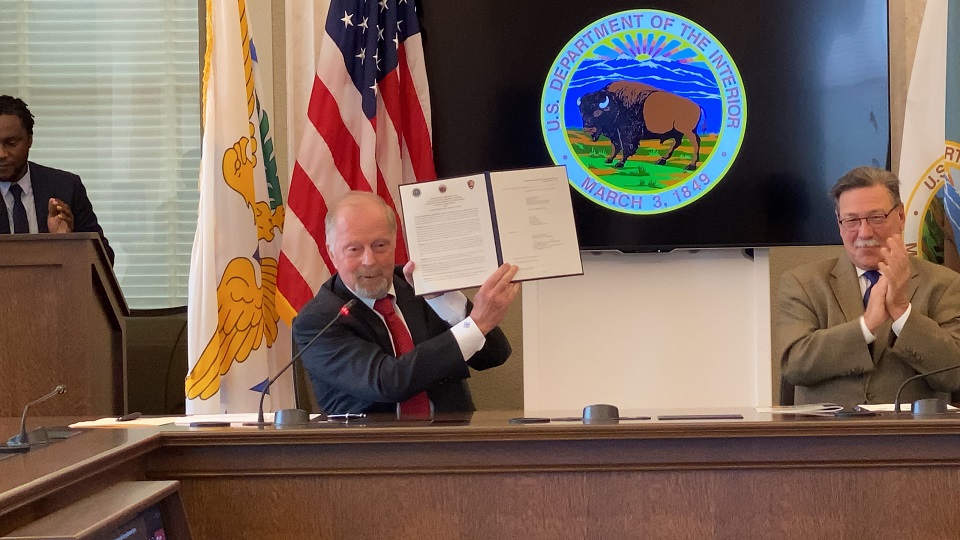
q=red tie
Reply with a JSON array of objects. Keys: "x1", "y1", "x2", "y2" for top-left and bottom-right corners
[{"x1": 373, "y1": 296, "x2": 431, "y2": 416}]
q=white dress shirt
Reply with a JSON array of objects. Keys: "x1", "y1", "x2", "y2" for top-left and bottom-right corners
[{"x1": 0, "y1": 165, "x2": 39, "y2": 233}]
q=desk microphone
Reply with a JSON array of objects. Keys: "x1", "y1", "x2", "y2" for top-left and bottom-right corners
[
  {"x1": 893, "y1": 363, "x2": 960, "y2": 413},
  {"x1": 253, "y1": 299, "x2": 356, "y2": 427},
  {"x1": 6, "y1": 384, "x2": 67, "y2": 447}
]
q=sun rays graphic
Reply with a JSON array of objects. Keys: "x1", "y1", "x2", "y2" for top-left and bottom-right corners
[{"x1": 592, "y1": 31, "x2": 708, "y2": 68}]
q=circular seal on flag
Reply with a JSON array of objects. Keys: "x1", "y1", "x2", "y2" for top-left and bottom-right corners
[
  {"x1": 541, "y1": 9, "x2": 746, "y2": 214},
  {"x1": 904, "y1": 141, "x2": 960, "y2": 266}
]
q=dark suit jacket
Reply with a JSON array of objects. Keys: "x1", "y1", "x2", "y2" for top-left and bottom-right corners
[
  {"x1": 292, "y1": 266, "x2": 512, "y2": 415},
  {"x1": 778, "y1": 256, "x2": 960, "y2": 406},
  {"x1": 0, "y1": 162, "x2": 114, "y2": 264}
]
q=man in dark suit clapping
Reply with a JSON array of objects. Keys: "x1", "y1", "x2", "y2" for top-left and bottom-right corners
[{"x1": 0, "y1": 95, "x2": 113, "y2": 263}]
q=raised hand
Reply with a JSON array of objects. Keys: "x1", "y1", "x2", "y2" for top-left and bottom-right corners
[
  {"x1": 47, "y1": 197, "x2": 73, "y2": 233},
  {"x1": 469, "y1": 263, "x2": 520, "y2": 335},
  {"x1": 402, "y1": 260, "x2": 441, "y2": 300},
  {"x1": 878, "y1": 234, "x2": 910, "y2": 319}
]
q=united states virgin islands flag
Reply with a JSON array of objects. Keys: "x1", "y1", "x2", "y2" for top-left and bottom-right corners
[{"x1": 185, "y1": 0, "x2": 293, "y2": 413}]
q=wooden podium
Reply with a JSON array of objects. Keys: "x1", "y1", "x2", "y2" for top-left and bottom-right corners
[{"x1": 0, "y1": 233, "x2": 128, "y2": 417}]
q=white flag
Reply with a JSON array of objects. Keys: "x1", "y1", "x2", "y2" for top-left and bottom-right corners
[{"x1": 185, "y1": 0, "x2": 293, "y2": 413}]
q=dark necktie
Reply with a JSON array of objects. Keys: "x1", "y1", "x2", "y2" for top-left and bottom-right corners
[
  {"x1": 9, "y1": 183, "x2": 29, "y2": 234},
  {"x1": 373, "y1": 296, "x2": 431, "y2": 416},
  {"x1": 863, "y1": 270, "x2": 881, "y2": 308}
]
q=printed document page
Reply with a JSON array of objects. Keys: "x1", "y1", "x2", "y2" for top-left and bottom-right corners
[
  {"x1": 400, "y1": 174, "x2": 500, "y2": 294},
  {"x1": 489, "y1": 165, "x2": 583, "y2": 281},
  {"x1": 400, "y1": 166, "x2": 583, "y2": 295}
]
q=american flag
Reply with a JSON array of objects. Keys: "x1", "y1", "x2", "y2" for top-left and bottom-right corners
[{"x1": 276, "y1": 0, "x2": 435, "y2": 320}]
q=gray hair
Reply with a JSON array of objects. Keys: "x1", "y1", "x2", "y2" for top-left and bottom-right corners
[
  {"x1": 325, "y1": 191, "x2": 397, "y2": 248},
  {"x1": 829, "y1": 166, "x2": 902, "y2": 209}
]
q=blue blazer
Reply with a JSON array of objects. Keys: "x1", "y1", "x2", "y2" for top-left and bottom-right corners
[{"x1": 0, "y1": 162, "x2": 114, "y2": 264}]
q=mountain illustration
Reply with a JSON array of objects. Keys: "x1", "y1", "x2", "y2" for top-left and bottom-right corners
[{"x1": 564, "y1": 56, "x2": 726, "y2": 133}]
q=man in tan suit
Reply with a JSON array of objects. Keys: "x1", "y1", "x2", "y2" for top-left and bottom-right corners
[{"x1": 778, "y1": 166, "x2": 960, "y2": 406}]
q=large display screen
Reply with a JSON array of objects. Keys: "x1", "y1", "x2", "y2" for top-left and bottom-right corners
[{"x1": 418, "y1": 0, "x2": 889, "y2": 251}]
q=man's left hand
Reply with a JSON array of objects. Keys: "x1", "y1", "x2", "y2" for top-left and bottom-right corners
[
  {"x1": 47, "y1": 197, "x2": 73, "y2": 233},
  {"x1": 878, "y1": 233, "x2": 910, "y2": 319},
  {"x1": 470, "y1": 263, "x2": 521, "y2": 335}
]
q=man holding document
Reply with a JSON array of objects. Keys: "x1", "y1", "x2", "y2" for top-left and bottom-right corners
[{"x1": 293, "y1": 192, "x2": 518, "y2": 416}]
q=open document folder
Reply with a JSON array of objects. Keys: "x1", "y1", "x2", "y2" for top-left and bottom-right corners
[{"x1": 399, "y1": 165, "x2": 584, "y2": 295}]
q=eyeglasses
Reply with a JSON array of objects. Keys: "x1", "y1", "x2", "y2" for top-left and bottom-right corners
[{"x1": 837, "y1": 206, "x2": 898, "y2": 231}]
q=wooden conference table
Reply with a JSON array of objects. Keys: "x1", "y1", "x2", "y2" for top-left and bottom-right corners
[{"x1": 2, "y1": 409, "x2": 960, "y2": 539}]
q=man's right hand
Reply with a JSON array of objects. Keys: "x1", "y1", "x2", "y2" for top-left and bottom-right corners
[
  {"x1": 878, "y1": 234, "x2": 911, "y2": 320},
  {"x1": 470, "y1": 263, "x2": 520, "y2": 335},
  {"x1": 47, "y1": 197, "x2": 74, "y2": 233},
  {"x1": 402, "y1": 260, "x2": 442, "y2": 300}
]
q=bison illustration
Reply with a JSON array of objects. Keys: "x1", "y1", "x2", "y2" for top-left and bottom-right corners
[{"x1": 578, "y1": 81, "x2": 704, "y2": 171}]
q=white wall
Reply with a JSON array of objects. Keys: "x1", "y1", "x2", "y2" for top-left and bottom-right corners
[{"x1": 523, "y1": 248, "x2": 772, "y2": 411}]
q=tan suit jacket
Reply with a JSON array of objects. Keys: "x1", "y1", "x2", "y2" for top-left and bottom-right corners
[{"x1": 778, "y1": 256, "x2": 960, "y2": 406}]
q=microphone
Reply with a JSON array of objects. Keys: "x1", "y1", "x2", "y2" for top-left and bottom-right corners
[
  {"x1": 893, "y1": 363, "x2": 960, "y2": 413},
  {"x1": 6, "y1": 385, "x2": 67, "y2": 447},
  {"x1": 253, "y1": 299, "x2": 356, "y2": 427}
]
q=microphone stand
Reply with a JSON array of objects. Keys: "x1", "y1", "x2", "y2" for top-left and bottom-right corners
[
  {"x1": 249, "y1": 299, "x2": 356, "y2": 428},
  {"x1": 6, "y1": 385, "x2": 67, "y2": 447},
  {"x1": 893, "y1": 363, "x2": 960, "y2": 413}
]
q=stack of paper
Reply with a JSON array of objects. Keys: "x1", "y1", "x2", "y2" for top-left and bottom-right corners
[{"x1": 754, "y1": 404, "x2": 844, "y2": 415}]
